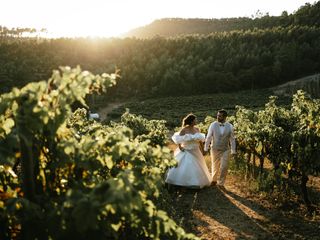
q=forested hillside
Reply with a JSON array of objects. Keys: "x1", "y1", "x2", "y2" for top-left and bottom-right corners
[{"x1": 0, "y1": 2, "x2": 320, "y2": 100}]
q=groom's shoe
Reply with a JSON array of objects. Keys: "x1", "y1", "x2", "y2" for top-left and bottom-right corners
[{"x1": 211, "y1": 181, "x2": 217, "y2": 186}]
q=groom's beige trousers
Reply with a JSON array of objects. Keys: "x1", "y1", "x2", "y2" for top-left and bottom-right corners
[{"x1": 210, "y1": 149, "x2": 230, "y2": 185}]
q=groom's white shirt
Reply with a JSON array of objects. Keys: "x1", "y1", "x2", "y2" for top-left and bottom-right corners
[{"x1": 204, "y1": 121, "x2": 236, "y2": 153}]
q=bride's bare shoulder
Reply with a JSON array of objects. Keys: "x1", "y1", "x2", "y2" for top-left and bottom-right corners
[
  {"x1": 179, "y1": 128, "x2": 187, "y2": 136},
  {"x1": 179, "y1": 127, "x2": 200, "y2": 135}
]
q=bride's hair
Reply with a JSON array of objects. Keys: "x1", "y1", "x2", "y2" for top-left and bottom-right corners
[{"x1": 182, "y1": 113, "x2": 196, "y2": 127}]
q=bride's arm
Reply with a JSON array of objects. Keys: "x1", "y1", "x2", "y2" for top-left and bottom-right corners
[{"x1": 178, "y1": 128, "x2": 186, "y2": 151}]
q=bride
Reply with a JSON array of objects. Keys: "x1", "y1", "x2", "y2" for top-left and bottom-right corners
[{"x1": 165, "y1": 113, "x2": 211, "y2": 188}]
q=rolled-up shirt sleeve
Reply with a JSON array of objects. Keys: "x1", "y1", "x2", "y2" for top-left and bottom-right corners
[{"x1": 204, "y1": 123, "x2": 214, "y2": 151}]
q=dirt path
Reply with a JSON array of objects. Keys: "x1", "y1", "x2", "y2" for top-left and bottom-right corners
[
  {"x1": 168, "y1": 174, "x2": 320, "y2": 240},
  {"x1": 98, "y1": 102, "x2": 125, "y2": 121}
]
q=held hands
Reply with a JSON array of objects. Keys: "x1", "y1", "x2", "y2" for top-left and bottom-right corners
[
  {"x1": 178, "y1": 144, "x2": 185, "y2": 152},
  {"x1": 179, "y1": 146, "x2": 185, "y2": 152}
]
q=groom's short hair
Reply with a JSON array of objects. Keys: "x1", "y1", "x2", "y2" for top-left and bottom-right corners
[{"x1": 218, "y1": 109, "x2": 228, "y2": 117}]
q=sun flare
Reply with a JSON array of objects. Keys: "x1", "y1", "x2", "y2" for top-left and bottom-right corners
[
  {"x1": 48, "y1": 20, "x2": 128, "y2": 38},
  {"x1": 43, "y1": 6, "x2": 146, "y2": 38}
]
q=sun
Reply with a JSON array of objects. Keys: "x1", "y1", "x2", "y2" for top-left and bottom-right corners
[
  {"x1": 27, "y1": 1, "x2": 150, "y2": 38},
  {"x1": 46, "y1": 16, "x2": 131, "y2": 38}
]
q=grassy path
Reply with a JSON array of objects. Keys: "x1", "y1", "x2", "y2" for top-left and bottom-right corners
[
  {"x1": 168, "y1": 174, "x2": 320, "y2": 240},
  {"x1": 97, "y1": 102, "x2": 125, "y2": 121}
]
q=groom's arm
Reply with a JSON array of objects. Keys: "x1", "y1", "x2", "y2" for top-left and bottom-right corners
[
  {"x1": 230, "y1": 124, "x2": 236, "y2": 154},
  {"x1": 204, "y1": 123, "x2": 214, "y2": 152},
  {"x1": 199, "y1": 141, "x2": 204, "y2": 154}
]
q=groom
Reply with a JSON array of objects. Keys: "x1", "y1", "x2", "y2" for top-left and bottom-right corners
[{"x1": 204, "y1": 109, "x2": 236, "y2": 187}]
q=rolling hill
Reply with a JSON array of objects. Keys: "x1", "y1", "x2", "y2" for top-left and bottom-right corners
[{"x1": 122, "y1": 1, "x2": 320, "y2": 38}]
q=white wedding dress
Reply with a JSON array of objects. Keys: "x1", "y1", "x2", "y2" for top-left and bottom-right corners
[{"x1": 165, "y1": 132, "x2": 212, "y2": 188}]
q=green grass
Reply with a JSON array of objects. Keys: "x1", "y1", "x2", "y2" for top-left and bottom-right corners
[{"x1": 103, "y1": 88, "x2": 291, "y2": 128}]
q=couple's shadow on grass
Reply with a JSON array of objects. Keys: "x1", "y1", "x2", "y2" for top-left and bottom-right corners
[
  {"x1": 168, "y1": 184, "x2": 272, "y2": 239},
  {"x1": 168, "y1": 184, "x2": 320, "y2": 240}
]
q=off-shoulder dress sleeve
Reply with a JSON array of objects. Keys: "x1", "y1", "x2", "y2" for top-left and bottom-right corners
[{"x1": 172, "y1": 132, "x2": 205, "y2": 144}]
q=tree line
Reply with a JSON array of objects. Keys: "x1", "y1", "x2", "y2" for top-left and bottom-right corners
[{"x1": 1, "y1": 26, "x2": 320, "y2": 98}]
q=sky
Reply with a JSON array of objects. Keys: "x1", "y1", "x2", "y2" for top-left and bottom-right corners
[{"x1": 0, "y1": 0, "x2": 316, "y2": 37}]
